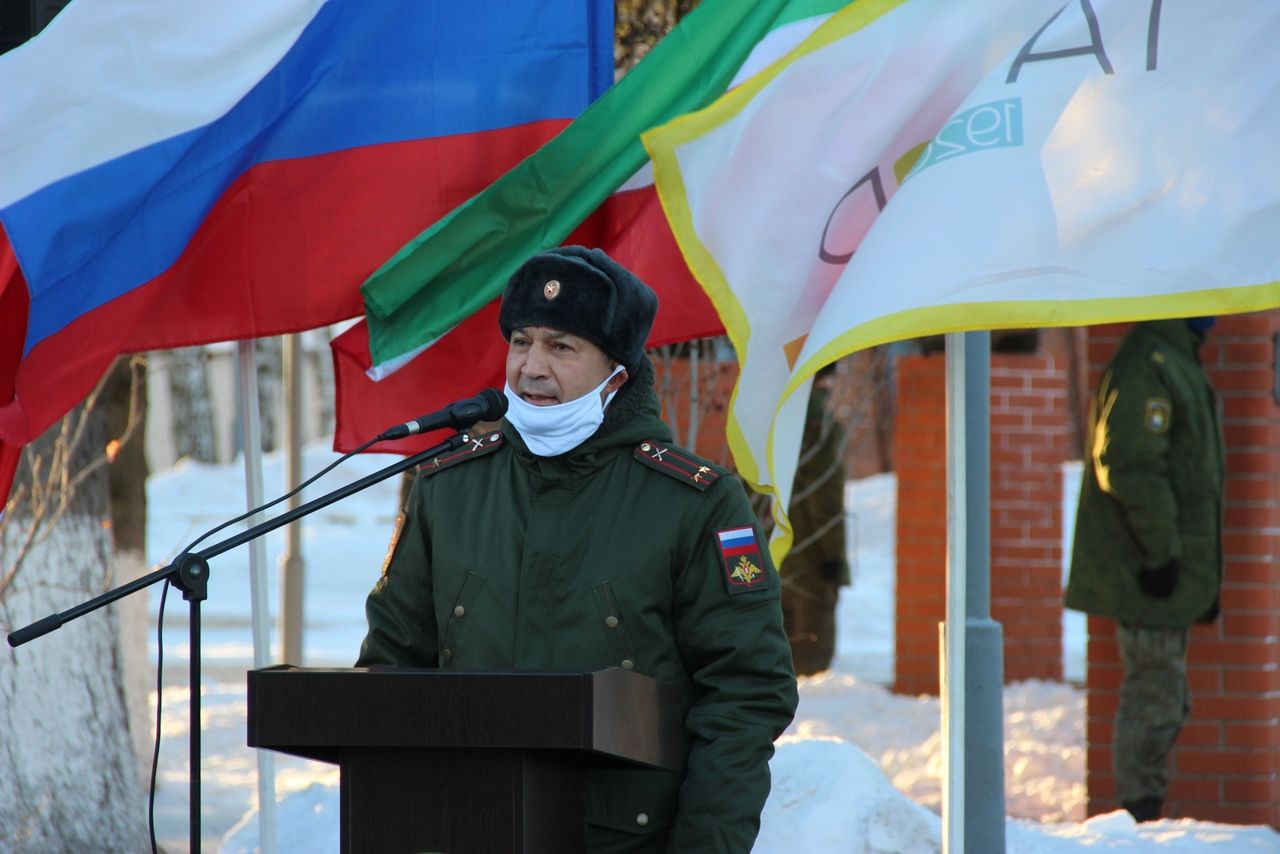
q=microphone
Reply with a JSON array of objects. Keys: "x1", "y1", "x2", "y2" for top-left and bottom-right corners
[{"x1": 376, "y1": 388, "x2": 508, "y2": 441}]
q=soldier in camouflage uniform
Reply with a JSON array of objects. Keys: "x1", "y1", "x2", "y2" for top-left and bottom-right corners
[
  {"x1": 358, "y1": 246, "x2": 798, "y2": 852},
  {"x1": 1064, "y1": 318, "x2": 1224, "y2": 823}
]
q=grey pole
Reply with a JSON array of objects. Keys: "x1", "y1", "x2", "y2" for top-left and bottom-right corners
[
  {"x1": 962, "y1": 330, "x2": 1007, "y2": 854},
  {"x1": 943, "y1": 332, "x2": 968, "y2": 854},
  {"x1": 279, "y1": 333, "x2": 306, "y2": 665},
  {"x1": 235, "y1": 340, "x2": 279, "y2": 853}
]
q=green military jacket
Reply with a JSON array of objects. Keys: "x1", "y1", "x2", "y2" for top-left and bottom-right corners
[
  {"x1": 358, "y1": 369, "x2": 798, "y2": 851},
  {"x1": 1065, "y1": 320, "x2": 1224, "y2": 627}
]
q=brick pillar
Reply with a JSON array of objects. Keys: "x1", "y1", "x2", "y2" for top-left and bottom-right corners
[
  {"x1": 990, "y1": 355, "x2": 1067, "y2": 682},
  {"x1": 1082, "y1": 311, "x2": 1280, "y2": 827},
  {"x1": 893, "y1": 356, "x2": 947, "y2": 694},
  {"x1": 893, "y1": 352, "x2": 1068, "y2": 694}
]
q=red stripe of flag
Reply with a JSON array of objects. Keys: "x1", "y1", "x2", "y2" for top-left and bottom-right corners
[{"x1": 1, "y1": 123, "x2": 564, "y2": 451}]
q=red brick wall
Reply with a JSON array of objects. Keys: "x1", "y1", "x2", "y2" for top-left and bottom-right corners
[
  {"x1": 990, "y1": 356, "x2": 1069, "y2": 681},
  {"x1": 1082, "y1": 312, "x2": 1280, "y2": 827},
  {"x1": 893, "y1": 352, "x2": 1069, "y2": 694},
  {"x1": 892, "y1": 356, "x2": 947, "y2": 693}
]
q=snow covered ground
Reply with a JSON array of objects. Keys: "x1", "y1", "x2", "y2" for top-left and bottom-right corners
[{"x1": 142, "y1": 443, "x2": 1279, "y2": 852}]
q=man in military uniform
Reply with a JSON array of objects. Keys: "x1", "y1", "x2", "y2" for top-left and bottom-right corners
[
  {"x1": 358, "y1": 246, "x2": 798, "y2": 852},
  {"x1": 1065, "y1": 317, "x2": 1224, "y2": 823},
  {"x1": 779, "y1": 363, "x2": 850, "y2": 675}
]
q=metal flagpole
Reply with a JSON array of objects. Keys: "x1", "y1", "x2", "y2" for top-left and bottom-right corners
[
  {"x1": 943, "y1": 331, "x2": 1008, "y2": 853},
  {"x1": 942, "y1": 332, "x2": 968, "y2": 854},
  {"x1": 279, "y1": 333, "x2": 306, "y2": 664},
  {"x1": 961, "y1": 330, "x2": 1007, "y2": 853},
  {"x1": 235, "y1": 340, "x2": 279, "y2": 854}
]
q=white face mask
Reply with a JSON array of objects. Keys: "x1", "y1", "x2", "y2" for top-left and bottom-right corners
[{"x1": 504, "y1": 365, "x2": 625, "y2": 457}]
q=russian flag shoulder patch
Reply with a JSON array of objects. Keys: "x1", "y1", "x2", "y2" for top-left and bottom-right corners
[{"x1": 716, "y1": 525, "x2": 768, "y2": 593}]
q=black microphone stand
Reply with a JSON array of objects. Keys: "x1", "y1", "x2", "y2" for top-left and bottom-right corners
[{"x1": 7, "y1": 430, "x2": 471, "y2": 852}]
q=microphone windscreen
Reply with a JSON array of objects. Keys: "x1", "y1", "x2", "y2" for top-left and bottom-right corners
[{"x1": 479, "y1": 387, "x2": 508, "y2": 420}]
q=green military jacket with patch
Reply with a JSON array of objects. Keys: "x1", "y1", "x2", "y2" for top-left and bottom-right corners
[
  {"x1": 358, "y1": 370, "x2": 798, "y2": 852},
  {"x1": 1065, "y1": 320, "x2": 1225, "y2": 627}
]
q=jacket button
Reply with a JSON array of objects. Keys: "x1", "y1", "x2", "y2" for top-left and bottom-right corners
[
  {"x1": 621, "y1": 659, "x2": 634, "y2": 670},
  {"x1": 442, "y1": 648, "x2": 452, "y2": 660},
  {"x1": 605, "y1": 616, "x2": 619, "y2": 629},
  {"x1": 454, "y1": 605, "x2": 466, "y2": 618},
  {"x1": 635, "y1": 813, "x2": 649, "y2": 827}
]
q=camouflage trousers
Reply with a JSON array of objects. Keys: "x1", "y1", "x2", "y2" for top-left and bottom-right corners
[{"x1": 1113, "y1": 623, "x2": 1190, "y2": 804}]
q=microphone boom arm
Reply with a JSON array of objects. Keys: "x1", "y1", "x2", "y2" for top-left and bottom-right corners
[{"x1": 8, "y1": 429, "x2": 470, "y2": 645}]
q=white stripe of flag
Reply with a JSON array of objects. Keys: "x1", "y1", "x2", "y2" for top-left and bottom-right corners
[{"x1": 718, "y1": 527, "x2": 756, "y2": 549}]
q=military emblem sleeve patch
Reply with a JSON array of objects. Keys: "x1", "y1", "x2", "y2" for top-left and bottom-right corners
[
  {"x1": 1143, "y1": 397, "x2": 1172, "y2": 434},
  {"x1": 716, "y1": 525, "x2": 768, "y2": 593}
]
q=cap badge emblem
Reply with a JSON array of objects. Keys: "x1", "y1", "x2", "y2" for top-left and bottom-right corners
[{"x1": 543, "y1": 279, "x2": 561, "y2": 300}]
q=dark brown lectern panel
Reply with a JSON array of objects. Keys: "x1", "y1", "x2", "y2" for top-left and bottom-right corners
[
  {"x1": 248, "y1": 666, "x2": 686, "y2": 770},
  {"x1": 247, "y1": 666, "x2": 687, "y2": 853}
]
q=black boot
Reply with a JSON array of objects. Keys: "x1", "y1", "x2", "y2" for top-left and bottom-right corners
[{"x1": 1123, "y1": 796, "x2": 1163, "y2": 822}]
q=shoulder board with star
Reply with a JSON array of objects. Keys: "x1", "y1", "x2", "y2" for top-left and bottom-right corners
[
  {"x1": 633, "y1": 440, "x2": 723, "y2": 492},
  {"x1": 419, "y1": 431, "x2": 504, "y2": 476}
]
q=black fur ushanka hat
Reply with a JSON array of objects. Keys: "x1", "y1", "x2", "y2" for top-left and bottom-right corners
[{"x1": 498, "y1": 246, "x2": 658, "y2": 374}]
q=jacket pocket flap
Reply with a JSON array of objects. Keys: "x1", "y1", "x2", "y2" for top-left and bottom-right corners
[{"x1": 585, "y1": 767, "x2": 681, "y2": 834}]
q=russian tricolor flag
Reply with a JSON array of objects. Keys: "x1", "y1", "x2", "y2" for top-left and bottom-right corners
[
  {"x1": 718, "y1": 526, "x2": 759, "y2": 557},
  {"x1": 0, "y1": 0, "x2": 611, "y2": 501}
]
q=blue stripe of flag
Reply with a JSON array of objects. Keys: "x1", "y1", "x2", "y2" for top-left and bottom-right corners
[{"x1": 718, "y1": 527, "x2": 757, "y2": 550}]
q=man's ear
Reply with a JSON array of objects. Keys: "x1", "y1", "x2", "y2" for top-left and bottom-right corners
[{"x1": 604, "y1": 363, "x2": 628, "y2": 395}]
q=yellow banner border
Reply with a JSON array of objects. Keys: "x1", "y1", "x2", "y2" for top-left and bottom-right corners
[{"x1": 784, "y1": 284, "x2": 1280, "y2": 400}]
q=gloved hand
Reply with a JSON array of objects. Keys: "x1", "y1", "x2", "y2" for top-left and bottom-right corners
[{"x1": 1138, "y1": 560, "x2": 1179, "y2": 598}]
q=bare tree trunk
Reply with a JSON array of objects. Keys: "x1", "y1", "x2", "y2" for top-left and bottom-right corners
[
  {"x1": 254, "y1": 337, "x2": 282, "y2": 453},
  {"x1": 0, "y1": 403, "x2": 149, "y2": 852},
  {"x1": 2, "y1": 5, "x2": 150, "y2": 840},
  {"x1": 168, "y1": 346, "x2": 217, "y2": 462},
  {"x1": 103, "y1": 354, "x2": 157, "y2": 786},
  {"x1": 307, "y1": 328, "x2": 337, "y2": 438},
  {"x1": 104, "y1": 355, "x2": 149, "y2": 555}
]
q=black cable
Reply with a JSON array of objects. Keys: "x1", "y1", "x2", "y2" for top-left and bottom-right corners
[
  {"x1": 148, "y1": 578, "x2": 171, "y2": 854},
  {"x1": 144, "y1": 433, "x2": 379, "y2": 850}
]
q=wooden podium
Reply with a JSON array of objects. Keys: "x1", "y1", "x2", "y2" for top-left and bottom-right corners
[{"x1": 247, "y1": 665, "x2": 688, "y2": 853}]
